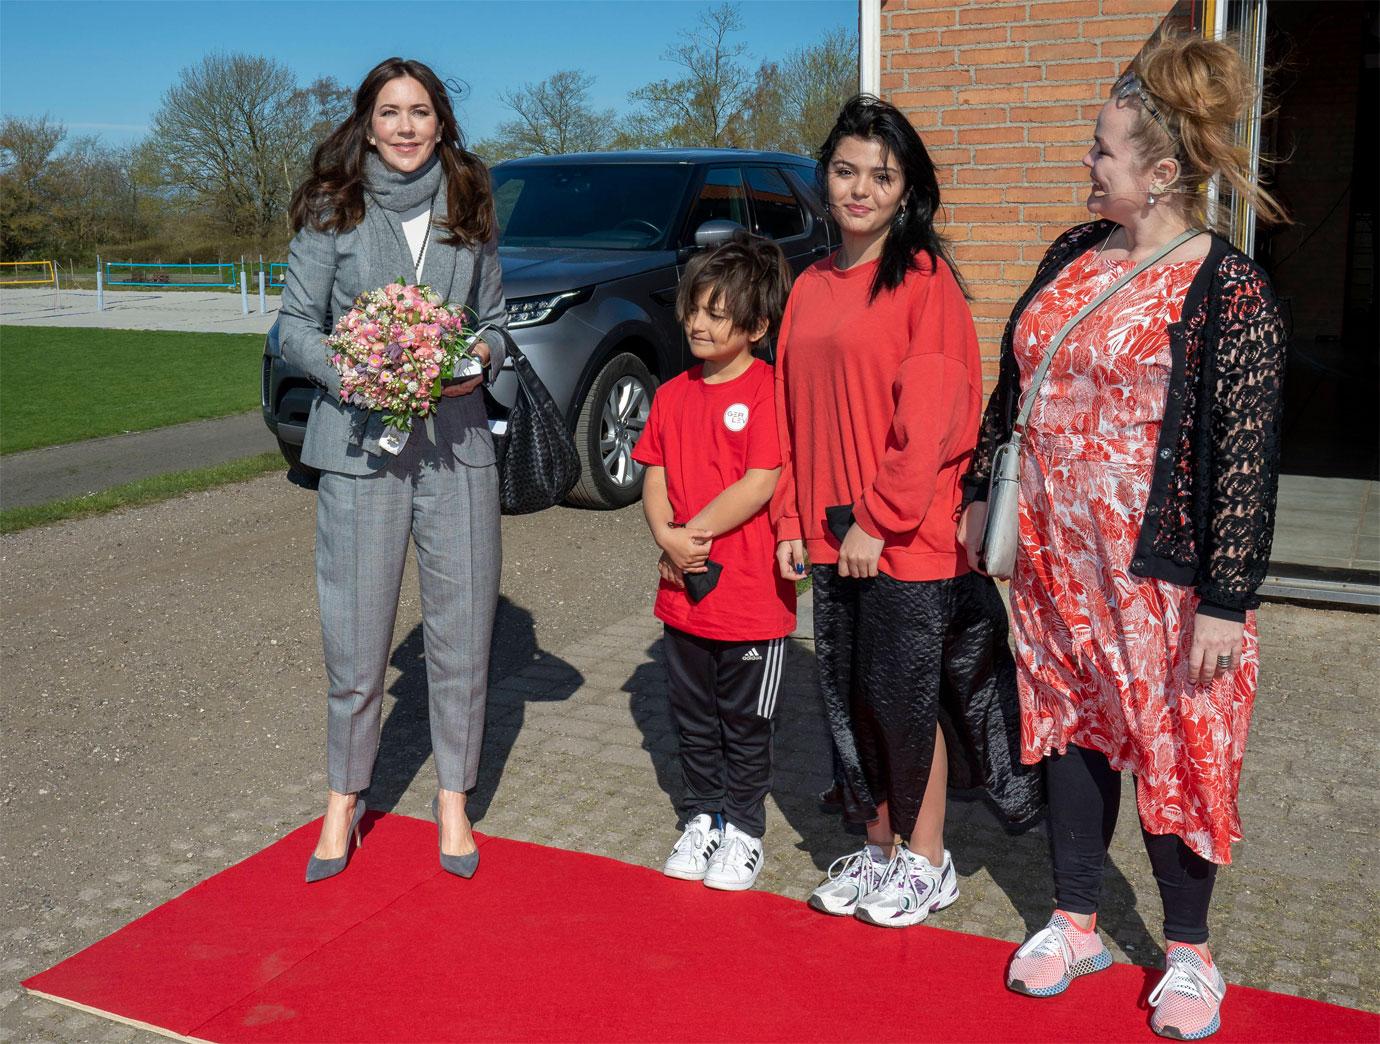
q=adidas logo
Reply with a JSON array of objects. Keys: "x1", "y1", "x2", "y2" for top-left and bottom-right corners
[{"x1": 741, "y1": 647, "x2": 762, "y2": 662}]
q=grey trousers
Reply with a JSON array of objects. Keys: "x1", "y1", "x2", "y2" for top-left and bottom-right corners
[{"x1": 315, "y1": 425, "x2": 501, "y2": 794}]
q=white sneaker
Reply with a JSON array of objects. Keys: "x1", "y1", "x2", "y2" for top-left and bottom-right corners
[
  {"x1": 854, "y1": 846, "x2": 959, "y2": 928},
  {"x1": 662, "y1": 814, "x2": 722, "y2": 881},
  {"x1": 703, "y1": 823, "x2": 763, "y2": 891},
  {"x1": 807, "y1": 844, "x2": 890, "y2": 916}
]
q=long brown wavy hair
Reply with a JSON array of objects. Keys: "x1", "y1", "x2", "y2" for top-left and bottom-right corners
[{"x1": 289, "y1": 57, "x2": 494, "y2": 246}]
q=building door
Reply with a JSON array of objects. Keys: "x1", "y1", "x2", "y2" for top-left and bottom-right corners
[{"x1": 1185, "y1": 0, "x2": 1378, "y2": 583}]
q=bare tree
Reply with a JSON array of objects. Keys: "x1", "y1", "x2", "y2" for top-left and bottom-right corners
[
  {"x1": 147, "y1": 53, "x2": 315, "y2": 242},
  {"x1": 476, "y1": 70, "x2": 615, "y2": 161},
  {"x1": 779, "y1": 27, "x2": 857, "y2": 155},
  {"x1": 0, "y1": 115, "x2": 159, "y2": 261},
  {"x1": 47, "y1": 137, "x2": 150, "y2": 254},
  {"x1": 0, "y1": 115, "x2": 66, "y2": 185},
  {"x1": 295, "y1": 76, "x2": 354, "y2": 147},
  {"x1": 734, "y1": 61, "x2": 790, "y2": 153},
  {"x1": 732, "y1": 28, "x2": 857, "y2": 156},
  {"x1": 625, "y1": 3, "x2": 754, "y2": 148}
]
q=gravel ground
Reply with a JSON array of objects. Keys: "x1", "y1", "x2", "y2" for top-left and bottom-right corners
[{"x1": 1, "y1": 475, "x2": 1376, "y2": 1042}]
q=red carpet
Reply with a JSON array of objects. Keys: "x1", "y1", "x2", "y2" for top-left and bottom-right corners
[{"x1": 23, "y1": 812, "x2": 1378, "y2": 1042}]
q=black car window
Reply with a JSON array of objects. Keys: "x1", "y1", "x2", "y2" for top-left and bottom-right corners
[
  {"x1": 683, "y1": 167, "x2": 748, "y2": 242},
  {"x1": 493, "y1": 165, "x2": 691, "y2": 250},
  {"x1": 746, "y1": 166, "x2": 806, "y2": 240}
]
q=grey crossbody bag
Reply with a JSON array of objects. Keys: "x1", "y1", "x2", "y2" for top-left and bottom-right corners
[{"x1": 979, "y1": 228, "x2": 1201, "y2": 580}]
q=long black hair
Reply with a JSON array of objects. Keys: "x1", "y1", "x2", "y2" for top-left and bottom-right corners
[{"x1": 815, "y1": 94, "x2": 966, "y2": 302}]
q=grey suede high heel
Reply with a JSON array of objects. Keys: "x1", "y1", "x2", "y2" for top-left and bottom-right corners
[
  {"x1": 431, "y1": 795, "x2": 480, "y2": 878},
  {"x1": 305, "y1": 797, "x2": 367, "y2": 884}
]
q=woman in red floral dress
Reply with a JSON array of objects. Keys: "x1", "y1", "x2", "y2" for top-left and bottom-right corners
[{"x1": 959, "y1": 35, "x2": 1288, "y2": 1040}]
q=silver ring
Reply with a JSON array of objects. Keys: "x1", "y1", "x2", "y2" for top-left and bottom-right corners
[{"x1": 1216, "y1": 654, "x2": 1232, "y2": 668}]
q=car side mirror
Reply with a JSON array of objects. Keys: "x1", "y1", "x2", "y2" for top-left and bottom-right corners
[{"x1": 692, "y1": 219, "x2": 747, "y2": 249}]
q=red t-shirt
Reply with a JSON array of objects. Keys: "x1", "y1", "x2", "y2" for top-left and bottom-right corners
[{"x1": 633, "y1": 359, "x2": 797, "y2": 642}]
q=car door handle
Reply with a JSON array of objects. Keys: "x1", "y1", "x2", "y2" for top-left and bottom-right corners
[
  {"x1": 811, "y1": 243, "x2": 829, "y2": 257},
  {"x1": 650, "y1": 287, "x2": 677, "y2": 307}
]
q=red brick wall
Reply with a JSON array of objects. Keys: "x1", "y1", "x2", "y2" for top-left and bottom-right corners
[{"x1": 879, "y1": 0, "x2": 1176, "y2": 384}]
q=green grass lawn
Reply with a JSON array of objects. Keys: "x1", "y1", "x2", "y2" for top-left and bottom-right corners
[{"x1": 0, "y1": 326, "x2": 266, "y2": 454}]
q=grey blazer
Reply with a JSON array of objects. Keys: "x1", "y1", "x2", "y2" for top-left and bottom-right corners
[{"x1": 278, "y1": 203, "x2": 508, "y2": 476}]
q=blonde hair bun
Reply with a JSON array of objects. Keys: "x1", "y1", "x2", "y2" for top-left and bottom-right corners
[
  {"x1": 1137, "y1": 35, "x2": 1251, "y2": 127},
  {"x1": 1125, "y1": 31, "x2": 1288, "y2": 228}
]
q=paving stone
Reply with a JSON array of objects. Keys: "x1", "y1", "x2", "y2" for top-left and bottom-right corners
[{"x1": 5, "y1": 595, "x2": 1376, "y2": 1042}]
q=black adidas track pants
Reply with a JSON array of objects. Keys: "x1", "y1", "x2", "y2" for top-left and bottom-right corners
[{"x1": 662, "y1": 625, "x2": 785, "y2": 839}]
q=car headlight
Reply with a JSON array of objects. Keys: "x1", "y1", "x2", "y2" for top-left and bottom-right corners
[{"x1": 505, "y1": 287, "x2": 592, "y2": 329}]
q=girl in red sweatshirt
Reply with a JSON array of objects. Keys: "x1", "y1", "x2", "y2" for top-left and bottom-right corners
[{"x1": 772, "y1": 95, "x2": 1039, "y2": 927}]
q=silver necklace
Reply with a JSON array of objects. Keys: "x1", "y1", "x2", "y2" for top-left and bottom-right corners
[
  {"x1": 412, "y1": 187, "x2": 440, "y2": 277},
  {"x1": 413, "y1": 208, "x2": 433, "y2": 276}
]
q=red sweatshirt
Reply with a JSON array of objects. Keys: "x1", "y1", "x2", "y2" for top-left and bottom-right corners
[{"x1": 770, "y1": 252, "x2": 981, "y2": 581}]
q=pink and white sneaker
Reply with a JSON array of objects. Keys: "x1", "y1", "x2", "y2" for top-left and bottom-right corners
[
  {"x1": 1006, "y1": 911, "x2": 1112, "y2": 996},
  {"x1": 1148, "y1": 944, "x2": 1227, "y2": 1039}
]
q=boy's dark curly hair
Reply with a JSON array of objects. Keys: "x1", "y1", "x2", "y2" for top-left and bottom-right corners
[{"x1": 675, "y1": 232, "x2": 792, "y2": 345}]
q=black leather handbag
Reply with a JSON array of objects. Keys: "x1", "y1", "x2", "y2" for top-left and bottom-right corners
[{"x1": 483, "y1": 331, "x2": 581, "y2": 515}]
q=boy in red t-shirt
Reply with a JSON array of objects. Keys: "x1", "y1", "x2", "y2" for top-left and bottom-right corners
[{"x1": 632, "y1": 235, "x2": 796, "y2": 892}]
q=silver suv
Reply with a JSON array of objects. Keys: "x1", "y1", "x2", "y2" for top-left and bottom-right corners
[{"x1": 261, "y1": 149, "x2": 833, "y2": 508}]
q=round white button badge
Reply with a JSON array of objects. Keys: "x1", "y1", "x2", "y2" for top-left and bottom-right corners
[{"x1": 723, "y1": 403, "x2": 749, "y2": 432}]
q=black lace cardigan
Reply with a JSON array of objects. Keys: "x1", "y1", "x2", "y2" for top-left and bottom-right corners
[{"x1": 963, "y1": 220, "x2": 1285, "y2": 622}]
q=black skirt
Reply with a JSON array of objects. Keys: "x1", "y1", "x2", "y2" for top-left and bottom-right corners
[{"x1": 811, "y1": 566, "x2": 1043, "y2": 835}]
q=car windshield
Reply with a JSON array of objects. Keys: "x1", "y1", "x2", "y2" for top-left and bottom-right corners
[{"x1": 492, "y1": 164, "x2": 692, "y2": 251}]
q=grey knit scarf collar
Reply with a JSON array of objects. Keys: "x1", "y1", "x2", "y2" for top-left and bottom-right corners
[
  {"x1": 363, "y1": 151, "x2": 442, "y2": 211},
  {"x1": 360, "y1": 151, "x2": 453, "y2": 289}
]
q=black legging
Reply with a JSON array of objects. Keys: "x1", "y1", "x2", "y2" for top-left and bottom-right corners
[{"x1": 1046, "y1": 744, "x2": 1217, "y2": 944}]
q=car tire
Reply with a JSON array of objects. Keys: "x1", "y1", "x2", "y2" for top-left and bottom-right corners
[
  {"x1": 277, "y1": 437, "x2": 321, "y2": 491},
  {"x1": 566, "y1": 352, "x2": 656, "y2": 510}
]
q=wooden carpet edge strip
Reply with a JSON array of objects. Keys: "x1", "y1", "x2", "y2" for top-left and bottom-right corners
[{"x1": 23, "y1": 987, "x2": 213, "y2": 1043}]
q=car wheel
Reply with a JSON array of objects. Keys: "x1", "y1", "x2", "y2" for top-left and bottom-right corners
[
  {"x1": 277, "y1": 437, "x2": 320, "y2": 491},
  {"x1": 567, "y1": 353, "x2": 656, "y2": 509}
]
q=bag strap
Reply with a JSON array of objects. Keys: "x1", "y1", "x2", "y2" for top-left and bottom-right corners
[{"x1": 1012, "y1": 227, "x2": 1201, "y2": 437}]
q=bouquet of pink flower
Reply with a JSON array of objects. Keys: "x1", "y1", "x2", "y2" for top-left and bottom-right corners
[{"x1": 326, "y1": 281, "x2": 481, "y2": 445}]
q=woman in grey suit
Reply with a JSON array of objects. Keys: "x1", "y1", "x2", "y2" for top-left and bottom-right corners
[{"x1": 280, "y1": 57, "x2": 507, "y2": 882}]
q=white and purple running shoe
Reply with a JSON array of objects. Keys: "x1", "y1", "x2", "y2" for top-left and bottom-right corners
[
  {"x1": 807, "y1": 844, "x2": 890, "y2": 916},
  {"x1": 853, "y1": 846, "x2": 958, "y2": 928}
]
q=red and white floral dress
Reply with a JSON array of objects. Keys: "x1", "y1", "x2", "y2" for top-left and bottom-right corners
[{"x1": 1011, "y1": 248, "x2": 1258, "y2": 865}]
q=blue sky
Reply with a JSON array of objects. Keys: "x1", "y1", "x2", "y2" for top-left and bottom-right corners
[{"x1": 0, "y1": 0, "x2": 855, "y2": 146}]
